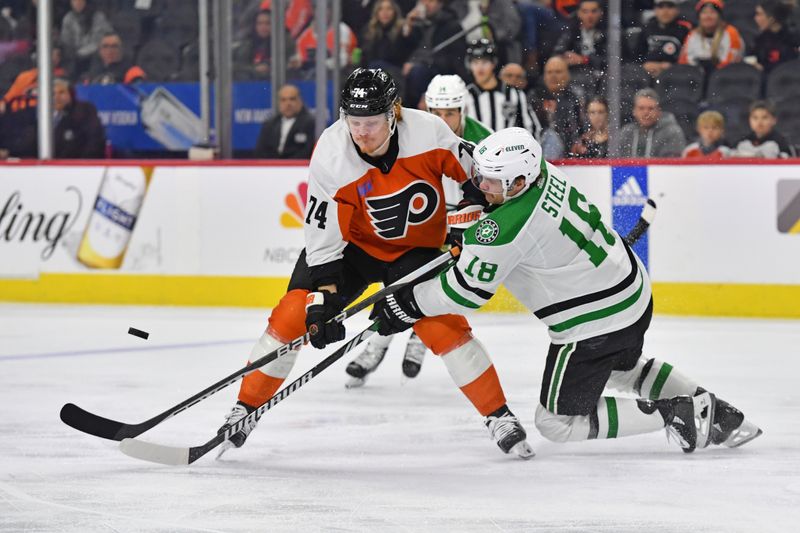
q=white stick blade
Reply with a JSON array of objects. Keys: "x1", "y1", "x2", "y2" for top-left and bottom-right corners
[{"x1": 120, "y1": 437, "x2": 190, "y2": 466}]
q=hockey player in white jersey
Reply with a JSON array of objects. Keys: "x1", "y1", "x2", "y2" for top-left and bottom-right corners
[{"x1": 371, "y1": 127, "x2": 762, "y2": 453}]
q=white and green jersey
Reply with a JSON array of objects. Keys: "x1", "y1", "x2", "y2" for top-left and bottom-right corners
[{"x1": 414, "y1": 160, "x2": 652, "y2": 344}]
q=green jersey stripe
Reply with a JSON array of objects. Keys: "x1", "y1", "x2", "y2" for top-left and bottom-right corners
[
  {"x1": 649, "y1": 362, "x2": 674, "y2": 400},
  {"x1": 605, "y1": 397, "x2": 619, "y2": 438},
  {"x1": 439, "y1": 270, "x2": 481, "y2": 309},
  {"x1": 548, "y1": 343, "x2": 574, "y2": 412},
  {"x1": 548, "y1": 274, "x2": 645, "y2": 333}
]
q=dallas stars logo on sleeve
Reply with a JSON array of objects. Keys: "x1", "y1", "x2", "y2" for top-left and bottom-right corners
[
  {"x1": 366, "y1": 181, "x2": 440, "y2": 239},
  {"x1": 475, "y1": 219, "x2": 500, "y2": 244}
]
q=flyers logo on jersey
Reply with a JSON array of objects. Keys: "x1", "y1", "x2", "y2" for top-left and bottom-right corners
[{"x1": 366, "y1": 181, "x2": 440, "y2": 239}]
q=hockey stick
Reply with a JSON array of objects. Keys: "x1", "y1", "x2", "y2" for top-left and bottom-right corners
[
  {"x1": 119, "y1": 322, "x2": 382, "y2": 465},
  {"x1": 623, "y1": 198, "x2": 657, "y2": 246},
  {"x1": 117, "y1": 200, "x2": 659, "y2": 465},
  {"x1": 60, "y1": 248, "x2": 460, "y2": 442}
]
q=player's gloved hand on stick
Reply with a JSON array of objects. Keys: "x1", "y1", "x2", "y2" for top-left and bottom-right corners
[
  {"x1": 370, "y1": 285, "x2": 425, "y2": 336},
  {"x1": 305, "y1": 290, "x2": 345, "y2": 349}
]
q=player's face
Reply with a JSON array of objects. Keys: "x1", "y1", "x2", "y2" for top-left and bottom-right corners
[
  {"x1": 430, "y1": 108, "x2": 461, "y2": 134},
  {"x1": 472, "y1": 170, "x2": 506, "y2": 204},
  {"x1": 347, "y1": 114, "x2": 391, "y2": 153}
]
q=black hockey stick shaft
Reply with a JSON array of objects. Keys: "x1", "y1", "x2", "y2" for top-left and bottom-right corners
[
  {"x1": 61, "y1": 248, "x2": 460, "y2": 441},
  {"x1": 623, "y1": 198, "x2": 657, "y2": 246},
  {"x1": 119, "y1": 322, "x2": 381, "y2": 465}
]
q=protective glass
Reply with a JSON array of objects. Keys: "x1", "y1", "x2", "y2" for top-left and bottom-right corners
[{"x1": 470, "y1": 167, "x2": 505, "y2": 194}]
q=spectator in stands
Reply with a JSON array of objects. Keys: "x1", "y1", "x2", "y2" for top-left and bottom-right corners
[
  {"x1": 234, "y1": 9, "x2": 296, "y2": 80},
  {"x1": 752, "y1": 0, "x2": 799, "y2": 74},
  {"x1": 682, "y1": 110, "x2": 731, "y2": 158},
  {"x1": 636, "y1": 0, "x2": 693, "y2": 79},
  {"x1": 732, "y1": 99, "x2": 796, "y2": 158},
  {"x1": 613, "y1": 88, "x2": 687, "y2": 157},
  {"x1": 570, "y1": 95, "x2": 609, "y2": 158},
  {"x1": 552, "y1": 0, "x2": 580, "y2": 20},
  {"x1": 553, "y1": 0, "x2": 607, "y2": 95},
  {"x1": 82, "y1": 32, "x2": 145, "y2": 84},
  {"x1": 0, "y1": 76, "x2": 105, "y2": 158},
  {"x1": 530, "y1": 55, "x2": 582, "y2": 151},
  {"x1": 464, "y1": 38, "x2": 542, "y2": 138},
  {"x1": 515, "y1": 0, "x2": 563, "y2": 76},
  {"x1": 60, "y1": 0, "x2": 113, "y2": 79},
  {"x1": 254, "y1": 84, "x2": 315, "y2": 159},
  {"x1": 294, "y1": 10, "x2": 358, "y2": 73},
  {"x1": 401, "y1": 0, "x2": 466, "y2": 108},
  {"x1": 499, "y1": 62, "x2": 528, "y2": 91},
  {"x1": 678, "y1": 0, "x2": 744, "y2": 74},
  {"x1": 459, "y1": 0, "x2": 522, "y2": 66},
  {"x1": 258, "y1": 0, "x2": 313, "y2": 40},
  {"x1": 52, "y1": 76, "x2": 105, "y2": 157},
  {"x1": 358, "y1": 0, "x2": 412, "y2": 74},
  {"x1": 2, "y1": 42, "x2": 66, "y2": 113}
]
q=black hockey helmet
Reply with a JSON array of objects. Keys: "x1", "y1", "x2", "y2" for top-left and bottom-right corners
[
  {"x1": 340, "y1": 68, "x2": 398, "y2": 117},
  {"x1": 467, "y1": 38, "x2": 497, "y2": 62}
]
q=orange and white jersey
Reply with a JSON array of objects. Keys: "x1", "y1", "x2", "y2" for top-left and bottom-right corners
[
  {"x1": 679, "y1": 24, "x2": 745, "y2": 69},
  {"x1": 304, "y1": 108, "x2": 471, "y2": 267}
]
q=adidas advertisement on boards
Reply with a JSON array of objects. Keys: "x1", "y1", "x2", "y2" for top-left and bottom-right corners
[{"x1": 611, "y1": 167, "x2": 649, "y2": 269}]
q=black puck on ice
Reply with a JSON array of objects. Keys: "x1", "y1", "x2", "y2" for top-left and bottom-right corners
[{"x1": 128, "y1": 327, "x2": 150, "y2": 340}]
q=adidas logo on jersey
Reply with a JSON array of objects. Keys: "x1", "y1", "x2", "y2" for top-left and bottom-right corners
[{"x1": 613, "y1": 175, "x2": 647, "y2": 207}]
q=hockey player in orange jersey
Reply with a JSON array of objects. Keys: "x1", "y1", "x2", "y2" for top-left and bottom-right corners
[{"x1": 219, "y1": 68, "x2": 534, "y2": 458}]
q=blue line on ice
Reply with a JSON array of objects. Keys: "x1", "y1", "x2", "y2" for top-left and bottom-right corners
[{"x1": 0, "y1": 338, "x2": 252, "y2": 362}]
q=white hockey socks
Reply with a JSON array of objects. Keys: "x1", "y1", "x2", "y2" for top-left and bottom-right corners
[{"x1": 607, "y1": 357, "x2": 699, "y2": 400}]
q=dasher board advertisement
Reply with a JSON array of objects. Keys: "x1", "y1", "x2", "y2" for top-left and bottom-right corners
[{"x1": 0, "y1": 165, "x2": 309, "y2": 278}]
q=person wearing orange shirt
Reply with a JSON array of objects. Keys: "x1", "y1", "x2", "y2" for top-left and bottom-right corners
[{"x1": 679, "y1": 0, "x2": 745, "y2": 72}]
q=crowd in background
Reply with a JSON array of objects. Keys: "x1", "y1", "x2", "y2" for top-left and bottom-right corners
[{"x1": 0, "y1": 0, "x2": 798, "y2": 159}]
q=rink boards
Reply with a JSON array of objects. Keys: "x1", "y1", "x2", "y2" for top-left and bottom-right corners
[{"x1": 0, "y1": 160, "x2": 798, "y2": 318}]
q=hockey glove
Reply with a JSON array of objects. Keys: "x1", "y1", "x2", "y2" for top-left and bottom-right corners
[
  {"x1": 446, "y1": 203, "x2": 483, "y2": 249},
  {"x1": 370, "y1": 285, "x2": 425, "y2": 336},
  {"x1": 305, "y1": 290, "x2": 345, "y2": 349}
]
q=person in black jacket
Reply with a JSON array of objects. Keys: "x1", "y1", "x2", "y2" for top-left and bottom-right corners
[
  {"x1": 0, "y1": 77, "x2": 105, "y2": 158},
  {"x1": 401, "y1": 0, "x2": 467, "y2": 108},
  {"x1": 553, "y1": 0, "x2": 607, "y2": 95},
  {"x1": 636, "y1": 0, "x2": 693, "y2": 79},
  {"x1": 53, "y1": 77, "x2": 105, "y2": 158},
  {"x1": 753, "y1": 0, "x2": 799, "y2": 75},
  {"x1": 254, "y1": 84, "x2": 315, "y2": 159}
]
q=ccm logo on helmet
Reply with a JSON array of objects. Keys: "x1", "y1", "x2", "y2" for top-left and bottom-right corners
[{"x1": 366, "y1": 181, "x2": 440, "y2": 239}]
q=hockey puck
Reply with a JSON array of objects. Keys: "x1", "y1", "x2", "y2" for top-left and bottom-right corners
[{"x1": 128, "y1": 327, "x2": 150, "y2": 340}]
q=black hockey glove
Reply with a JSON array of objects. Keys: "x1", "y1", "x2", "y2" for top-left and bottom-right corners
[
  {"x1": 370, "y1": 285, "x2": 425, "y2": 336},
  {"x1": 305, "y1": 290, "x2": 345, "y2": 349}
]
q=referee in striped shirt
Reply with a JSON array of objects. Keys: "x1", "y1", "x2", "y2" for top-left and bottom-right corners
[{"x1": 464, "y1": 38, "x2": 542, "y2": 141}]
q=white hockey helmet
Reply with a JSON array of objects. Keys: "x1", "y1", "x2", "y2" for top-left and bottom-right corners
[
  {"x1": 424, "y1": 74, "x2": 468, "y2": 113},
  {"x1": 471, "y1": 127, "x2": 543, "y2": 201}
]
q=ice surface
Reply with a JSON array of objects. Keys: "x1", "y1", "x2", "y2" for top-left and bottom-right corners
[{"x1": 1, "y1": 303, "x2": 798, "y2": 532}]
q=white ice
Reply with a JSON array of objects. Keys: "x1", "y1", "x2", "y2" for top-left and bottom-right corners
[{"x1": 1, "y1": 303, "x2": 798, "y2": 533}]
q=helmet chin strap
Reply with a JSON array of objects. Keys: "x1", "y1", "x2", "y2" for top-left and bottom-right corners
[{"x1": 500, "y1": 181, "x2": 530, "y2": 203}]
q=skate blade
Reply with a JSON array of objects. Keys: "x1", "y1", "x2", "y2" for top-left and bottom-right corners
[
  {"x1": 511, "y1": 440, "x2": 535, "y2": 460},
  {"x1": 693, "y1": 392, "x2": 716, "y2": 449},
  {"x1": 216, "y1": 440, "x2": 235, "y2": 460},
  {"x1": 725, "y1": 421, "x2": 763, "y2": 448},
  {"x1": 345, "y1": 376, "x2": 367, "y2": 389}
]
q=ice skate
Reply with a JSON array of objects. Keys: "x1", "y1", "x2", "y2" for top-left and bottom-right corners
[
  {"x1": 217, "y1": 401, "x2": 259, "y2": 458},
  {"x1": 709, "y1": 396, "x2": 763, "y2": 448},
  {"x1": 663, "y1": 391, "x2": 715, "y2": 453},
  {"x1": 485, "y1": 405, "x2": 535, "y2": 459},
  {"x1": 345, "y1": 341, "x2": 388, "y2": 388},
  {"x1": 401, "y1": 332, "x2": 426, "y2": 378}
]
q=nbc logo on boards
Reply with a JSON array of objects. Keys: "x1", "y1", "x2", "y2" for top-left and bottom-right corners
[{"x1": 281, "y1": 182, "x2": 308, "y2": 228}]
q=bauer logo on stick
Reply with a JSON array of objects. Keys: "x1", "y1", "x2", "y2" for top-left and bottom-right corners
[{"x1": 475, "y1": 219, "x2": 500, "y2": 244}]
